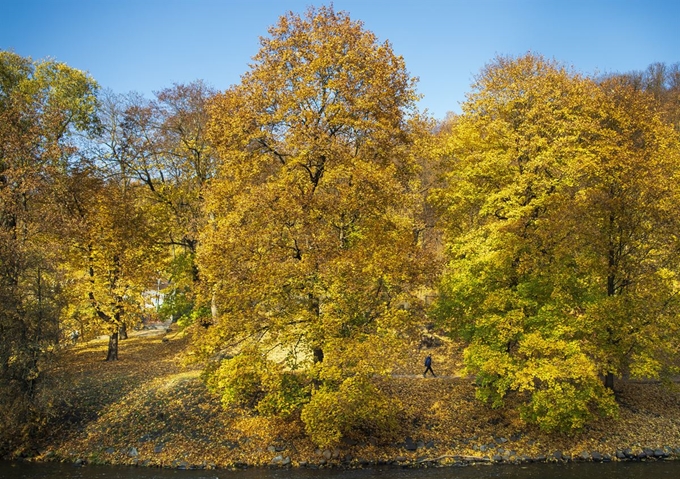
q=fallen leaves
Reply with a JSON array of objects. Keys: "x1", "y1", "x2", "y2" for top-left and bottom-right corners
[{"x1": 29, "y1": 328, "x2": 680, "y2": 468}]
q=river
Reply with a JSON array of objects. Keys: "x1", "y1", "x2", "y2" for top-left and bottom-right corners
[{"x1": 2, "y1": 461, "x2": 679, "y2": 479}]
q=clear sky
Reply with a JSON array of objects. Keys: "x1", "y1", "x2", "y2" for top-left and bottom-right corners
[{"x1": 1, "y1": 0, "x2": 679, "y2": 120}]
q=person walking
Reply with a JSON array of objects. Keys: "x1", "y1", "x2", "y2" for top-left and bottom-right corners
[{"x1": 423, "y1": 355, "x2": 435, "y2": 377}]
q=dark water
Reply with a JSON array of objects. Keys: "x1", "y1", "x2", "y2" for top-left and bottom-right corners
[{"x1": 2, "y1": 461, "x2": 680, "y2": 479}]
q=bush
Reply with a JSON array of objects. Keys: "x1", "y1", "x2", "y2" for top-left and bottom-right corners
[
  {"x1": 301, "y1": 376, "x2": 402, "y2": 447},
  {"x1": 207, "y1": 355, "x2": 310, "y2": 417},
  {"x1": 207, "y1": 355, "x2": 264, "y2": 409}
]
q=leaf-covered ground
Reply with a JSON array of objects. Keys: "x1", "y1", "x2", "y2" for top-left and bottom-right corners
[{"x1": 28, "y1": 327, "x2": 680, "y2": 469}]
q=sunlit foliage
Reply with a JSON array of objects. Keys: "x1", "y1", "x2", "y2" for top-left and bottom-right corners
[
  {"x1": 434, "y1": 53, "x2": 680, "y2": 432},
  {"x1": 197, "y1": 5, "x2": 433, "y2": 444}
]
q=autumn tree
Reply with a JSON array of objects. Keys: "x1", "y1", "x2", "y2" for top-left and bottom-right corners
[
  {"x1": 434, "y1": 53, "x2": 680, "y2": 432},
  {"x1": 54, "y1": 90, "x2": 170, "y2": 361},
  {"x1": 571, "y1": 75, "x2": 680, "y2": 390},
  {"x1": 198, "y1": 6, "x2": 432, "y2": 445},
  {"x1": 0, "y1": 51, "x2": 98, "y2": 448},
  {"x1": 612, "y1": 62, "x2": 680, "y2": 131},
  {"x1": 60, "y1": 168, "x2": 165, "y2": 361},
  {"x1": 101, "y1": 82, "x2": 217, "y2": 324}
]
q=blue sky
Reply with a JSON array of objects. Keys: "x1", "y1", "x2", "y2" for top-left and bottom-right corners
[{"x1": 1, "y1": 0, "x2": 679, "y2": 120}]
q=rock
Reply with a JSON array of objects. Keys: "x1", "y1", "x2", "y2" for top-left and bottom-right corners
[
  {"x1": 602, "y1": 454, "x2": 612, "y2": 462},
  {"x1": 404, "y1": 437, "x2": 417, "y2": 451},
  {"x1": 281, "y1": 456, "x2": 291, "y2": 466},
  {"x1": 127, "y1": 447, "x2": 138, "y2": 458},
  {"x1": 535, "y1": 455, "x2": 547, "y2": 462},
  {"x1": 73, "y1": 458, "x2": 85, "y2": 467},
  {"x1": 322, "y1": 449, "x2": 332, "y2": 460},
  {"x1": 479, "y1": 445, "x2": 487, "y2": 452},
  {"x1": 395, "y1": 456, "x2": 407, "y2": 462},
  {"x1": 332, "y1": 448, "x2": 340, "y2": 459},
  {"x1": 492, "y1": 454, "x2": 503, "y2": 462},
  {"x1": 623, "y1": 448, "x2": 634, "y2": 458},
  {"x1": 616, "y1": 450, "x2": 626, "y2": 459},
  {"x1": 552, "y1": 450, "x2": 563, "y2": 461},
  {"x1": 154, "y1": 445, "x2": 164, "y2": 454},
  {"x1": 425, "y1": 440, "x2": 435, "y2": 449},
  {"x1": 580, "y1": 451, "x2": 591, "y2": 461},
  {"x1": 416, "y1": 440, "x2": 425, "y2": 449},
  {"x1": 652, "y1": 449, "x2": 666, "y2": 458},
  {"x1": 105, "y1": 448, "x2": 115, "y2": 454},
  {"x1": 591, "y1": 452, "x2": 603, "y2": 461},
  {"x1": 271, "y1": 455, "x2": 283, "y2": 464}
]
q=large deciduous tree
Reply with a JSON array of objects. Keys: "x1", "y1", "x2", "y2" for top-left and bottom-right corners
[
  {"x1": 434, "y1": 53, "x2": 680, "y2": 432},
  {"x1": 198, "y1": 6, "x2": 432, "y2": 445},
  {"x1": 61, "y1": 170, "x2": 165, "y2": 361},
  {"x1": 0, "y1": 50, "x2": 97, "y2": 448},
  {"x1": 99, "y1": 82, "x2": 217, "y2": 325}
]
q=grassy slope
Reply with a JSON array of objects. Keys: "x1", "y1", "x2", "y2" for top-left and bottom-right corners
[{"x1": 28, "y1": 327, "x2": 680, "y2": 468}]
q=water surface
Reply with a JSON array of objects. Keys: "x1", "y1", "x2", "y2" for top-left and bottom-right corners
[{"x1": 2, "y1": 461, "x2": 679, "y2": 479}]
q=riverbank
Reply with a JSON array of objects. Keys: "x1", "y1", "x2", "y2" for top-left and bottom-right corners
[{"x1": 10, "y1": 326, "x2": 680, "y2": 470}]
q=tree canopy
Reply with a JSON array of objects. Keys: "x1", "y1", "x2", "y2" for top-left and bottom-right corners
[
  {"x1": 197, "y1": 5, "x2": 433, "y2": 445},
  {"x1": 433, "y1": 53, "x2": 680, "y2": 431}
]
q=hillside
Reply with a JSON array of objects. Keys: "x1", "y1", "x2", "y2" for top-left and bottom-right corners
[{"x1": 17, "y1": 326, "x2": 680, "y2": 469}]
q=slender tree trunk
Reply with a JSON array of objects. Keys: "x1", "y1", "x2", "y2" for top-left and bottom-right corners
[
  {"x1": 309, "y1": 292, "x2": 323, "y2": 363},
  {"x1": 604, "y1": 372, "x2": 615, "y2": 390},
  {"x1": 211, "y1": 290, "x2": 218, "y2": 320},
  {"x1": 119, "y1": 322, "x2": 128, "y2": 340},
  {"x1": 604, "y1": 220, "x2": 617, "y2": 390},
  {"x1": 106, "y1": 330, "x2": 119, "y2": 361}
]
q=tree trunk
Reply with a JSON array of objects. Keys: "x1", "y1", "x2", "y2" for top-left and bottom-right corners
[
  {"x1": 119, "y1": 322, "x2": 128, "y2": 340},
  {"x1": 313, "y1": 347, "x2": 324, "y2": 363},
  {"x1": 106, "y1": 331, "x2": 119, "y2": 361},
  {"x1": 604, "y1": 372, "x2": 615, "y2": 390},
  {"x1": 211, "y1": 291, "x2": 218, "y2": 320}
]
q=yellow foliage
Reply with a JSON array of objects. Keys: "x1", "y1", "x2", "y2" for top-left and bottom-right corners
[
  {"x1": 196, "y1": 5, "x2": 435, "y2": 433},
  {"x1": 434, "y1": 53, "x2": 680, "y2": 432}
]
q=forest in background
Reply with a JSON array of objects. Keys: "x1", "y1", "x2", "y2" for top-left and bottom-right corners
[{"x1": 2, "y1": 5, "x2": 680, "y2": 456}]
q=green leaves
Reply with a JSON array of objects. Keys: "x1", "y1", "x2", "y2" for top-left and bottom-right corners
[{"x1": 435, "y1": 53, "x2": 680, "y2": 432}]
